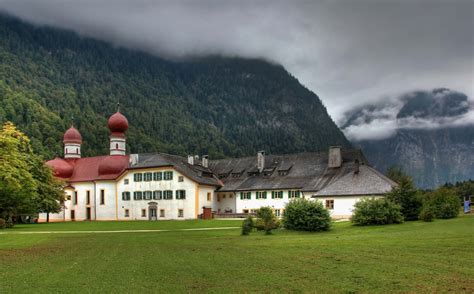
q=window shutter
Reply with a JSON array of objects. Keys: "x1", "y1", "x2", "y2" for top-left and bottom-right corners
[
  {"x1": 240, "y1": 192, "x2": 243, "y2": 200},
  {"x1": 271, "y1": 191, "x2": 274, "y2": 199},
  {"x1": 264, "y1": 191, "x2": 267, "y2": 199}
]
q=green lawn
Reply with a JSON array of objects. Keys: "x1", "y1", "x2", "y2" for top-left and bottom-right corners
[{"x1": 1, "y1": 216, "x2": 474, "y2": 293}]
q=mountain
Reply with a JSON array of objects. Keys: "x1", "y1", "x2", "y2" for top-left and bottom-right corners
[
  {"x1": 0, "y1": 14, "x2": 350, "y2": 160},
  {"x1": 343, "y1": 88, "x2": 474, "y2": 188}
]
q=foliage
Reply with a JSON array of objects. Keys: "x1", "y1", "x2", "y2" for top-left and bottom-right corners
[
  {"x1": 0, "y1": 15, "x2": 350, "y2": 160},
  {"x1": 254, "y1": 207, "x2": 280, "y2": 235},
  {"x1": 418, "y1": 204, "x2": 435, "y2": 222},
  {"x1": 443, "y1": 179, "x2": 474, "y2": 202},
  {"x1": 387, "y1": 166, "x2": 412, "y2": 184},
  {"x1": 241, "y1": 216, "x2": 254, "y2": 236},
  {"x1": 0, "y1": 122, "x2": 65, "y2": 225},
  {"x1": 387, "y1": 176, "x2": 422, "y2": 221},
  {"x1": 351, "y1": 198, "x2": 404, "y2": 226},
  {"x1": 283, "y1": 198, "x2": 331, "y2": 232},
  {"x1": 0, "y1": 218, "x2": 5, "y2": 229},
  {"x1": 423, "y1": 188, "x2": 460, "y2": 219}
]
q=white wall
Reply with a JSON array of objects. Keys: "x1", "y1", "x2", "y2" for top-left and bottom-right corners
[
  {"x1": 116, "y1": 167, "x2": 200, "y2": 220},
  {"x1": 311, "y1": 195, "x2": 385, "y2": 219},
  {"x1": 234, "y1": 190, "x2": 301, "y2": 215},
  {"x1": 216, "y1": 192, "x2": 236, "y2": 213}
]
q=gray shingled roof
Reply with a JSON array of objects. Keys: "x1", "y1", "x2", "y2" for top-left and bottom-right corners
[
  {"x1": 128, "y1": 153, "x2": 222, "y2": 187},
  {"x1": 207, "y1": 149, "x2": 396, "y2": 195}
]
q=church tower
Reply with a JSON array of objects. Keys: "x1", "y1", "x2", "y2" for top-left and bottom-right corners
[
  {"x1": 107, "y1": 105, "x2": 129, "y2": 155},
  {"x1": 63, "y1": 126, "x2": 82, "y2": 159}
]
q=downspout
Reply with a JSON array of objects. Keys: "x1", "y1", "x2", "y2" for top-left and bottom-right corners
[{"x1": 94, "y1": 181, "x2": 97, "y2": 220}]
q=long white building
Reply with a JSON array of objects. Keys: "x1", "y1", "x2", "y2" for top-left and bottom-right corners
[{"x1": 42, "y1": 109, "x2": 397, "y2": 222}]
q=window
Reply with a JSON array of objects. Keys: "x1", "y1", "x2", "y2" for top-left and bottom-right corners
[
  {"x1": 86, "y1": 190, "x2": 90, "y2": 204},
  {"x1": 124, "y1": 209, "x2": 129, "y2": 217},
  {"x1": 163, "y1": 171, "x2": 173, "y2": 181},
  {"x1": 325, "y1": 199, "x2": 334, "y2": 210},
  {"x1": 256, "y1": 191, "x2": 267, "y2": 199},
  {"x1": 134, "y1": 173, "x2": 143, "y2": 182},
  {"x1": 144, "y1": 172, "x2": 153, "y2": 182},
  {"x1": 278, "y1": 171, "x2": 289, "y2": 176},
  {"x1": 222, "y1": 194, "x2": 226, "y2": 199},
  {"x1": 153, "y1": 172, "x2": 162, "y2": 181},
  {"x1": 229, "y1": 194, "x2": 233, "y2": 198},
  {"x1": 133, "y1": 191, "x2": 143, "y2": 200},
  {"x1": 100, "y1": 189, "x2": 105, "y2": 205},
  {"x1": 153, "y1": 190, "x2": 162, "y2": 200},
  {"x1": 176, "y1": 190, "x2": 186, "y2": 200},
  {"x1": 243, "y1": 209, "x2": 249, "y2": 214},
  {"x1": 274, "y1": 209, "x2": 281, "y2": 217},
  {"x1": 288, "y1": 190, "x2": 301, "y2": 199},
  {"x1": 122, "y1": 192, "x2": 131, "y2": 201},
  {"x1": 144, "y1": 191, "x2": 153, "y2": 200},
  {"x1": 207, "y1": 192, "x2": 211, "y2": 201},
  {"x1": 163, "y1": 190, "x2": 173, "y2": 200},
  {"x1": 271, "y1": 191, "x2": 283, "y2": 199},
  {"x1": 240, "y1": 192, "x2": 251, "y2": 200},
  {"x1": 124, "y1": 179, "x2": 129, "y2": 185},
  {"x1": 67, "y1": 195, "x2": 71, "y2": 201},
  {"x1": 73, "y1": 191, "x2": 78, "y2": 205},
  {"x1": 142, "y1": 209, "x2": 146, "y2": 217},
  {"x1": 178, "y1": 176, "x2": 184, "y2": 182},
  {"x1": 160, "y1": 209, "x2": 165, "y2": 217},
  {"x1": 178, "y1": 209, "x2": 184, "y2": 218}
]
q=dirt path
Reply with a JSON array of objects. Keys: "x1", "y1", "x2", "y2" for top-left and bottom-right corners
[{"x1": 0, "y1": 226, "x2": 240, "y2": 235}]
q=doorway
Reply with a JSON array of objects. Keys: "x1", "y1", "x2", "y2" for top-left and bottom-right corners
[
  {"x1": 71, "y1": 210, "x2": 75, "y2": 221},
  {"x1": 149, "y1": 208, "x2": 157, "y2": 221},
  {"x1": 86, "y1": 207, "x2": 91, "y2": 220}
]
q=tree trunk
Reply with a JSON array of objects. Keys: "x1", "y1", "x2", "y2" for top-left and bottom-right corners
[{"x1": 46, "y1": 212, "x2": 49, "y2": 223}]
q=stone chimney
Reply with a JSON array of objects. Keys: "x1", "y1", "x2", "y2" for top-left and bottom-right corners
[
  {"x1": 188, "y1": 155, "x2": 194, "y2": 165},
  {"x1": 328, "y1": 146, "x2": 342, "y2": 168},
  {"x1": 202, "y1": 155, "x2": 209, "y2": 168},
  {"x1": 257, "y1": 151, "x2": 265, "y2": 173}
]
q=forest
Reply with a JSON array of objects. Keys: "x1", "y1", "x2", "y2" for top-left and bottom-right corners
[{"x1": 0, "y1": 14, "x2": 350, "y2": 160}]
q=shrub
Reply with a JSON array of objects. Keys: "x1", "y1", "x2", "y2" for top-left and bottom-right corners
[
  {"x1": 0, "y1": 218, "x2": 5, "y2": 229},
  {"x1": 241, "y1": 216, "x2": 254, "y2": 235},
  {"x1": 419, "y1": 205, "x2": 435, "y2": 222},
  {"x1": 351, "y1": 198, "x2": 404, "y2": 226},
  {"x1": 424, "y1": 188, "x2": 460, "y2": 219},
  {"x1": 254, "y1": 207, "x2": 280, "y2": 235},
  {"x1": 283, "y1": 198, "x2": 331, "y2": 232},
  {"x1": 5, "y1": 218, "x2": 14, "y2": 228},
  {"x1": 387, "y1": 177, "x2": 422, "y2": 221}
]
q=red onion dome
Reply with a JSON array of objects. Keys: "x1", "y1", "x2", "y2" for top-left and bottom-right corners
[
  {"x1": 98, "y1": 155, "x2": 128, "y2": 176},
  {"x1": 46, "y1": 158, "x2": 74, "y2": 178},
  {"x1": 63, "y1": 126, "x2": 82, "y2": 144},
  {"x1": 107, "y1": 111, "x2": 129, "y2": 133}
]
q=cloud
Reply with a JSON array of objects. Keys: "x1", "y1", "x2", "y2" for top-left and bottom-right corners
[
  {"x1": 0, "y1": 0, "x2": 473, "y2": 123},
  {"x1": 342, "y1": 89, "x2": 474, "y2": 141}
]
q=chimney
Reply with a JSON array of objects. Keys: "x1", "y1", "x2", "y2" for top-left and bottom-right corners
[
  {"x1": 202, "y1": 155, "x2": 209, "y2": 168},
  {"x1": 194, "y1": 155, "x2": 199, "y2": 165},
  {"x1": 257, "y1": 151, "x2": 265, "y2": 173},
  {"x1": 129, "y1": 154, "x2": 139, "y2": 166},
  {"x1": 354, "y1": 159, "x2": 360, "y2": 174},
  {"x1": 328, "y1": 146, "x2": 342, "y2": 168},
  {"x1": 188, "y1": 155, "x2": 194, "y2": 165}
]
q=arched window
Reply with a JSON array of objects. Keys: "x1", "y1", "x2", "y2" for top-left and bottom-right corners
[
  {"x1": 116, "y1": 143, "x2": 119, "y2": 149},
  {"x1": 76, "y1": 148, "x2": 79, "y2": 154}
]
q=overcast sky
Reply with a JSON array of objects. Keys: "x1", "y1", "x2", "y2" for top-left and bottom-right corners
[{"x1": 1, "y1": 0, "x2": 473, "y2": 136}]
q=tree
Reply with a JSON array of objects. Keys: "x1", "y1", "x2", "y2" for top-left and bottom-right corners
[
  {"x1": 387, "y1": 176, "x2": 423, "y2": 221},
  {"x1": 31, "y1": 156, "x2": 65, "y2": 222},
  {"x1": 387, "y1": 166, "x2": 412, "y2": 184},
  {"x1": 254, "y1": 207, "x2": 280, "y2": 235},
  {"x1": 423, "y1": 188, "x2": 460, "y2": 219},
  {"x1": 0, "y1": 122, "x2": 37, "y2": 222}
]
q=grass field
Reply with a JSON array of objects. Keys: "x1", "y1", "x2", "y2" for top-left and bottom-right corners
[{"x1": 1, "y1": 216, "x2": 474, "y2": 293}]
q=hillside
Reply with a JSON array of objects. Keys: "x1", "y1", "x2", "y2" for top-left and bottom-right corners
[
  {"x1": 0, "y1": 14, "x2": 350, "y2": 159},
  {"x1": 343, "y1": 89, "x2": 474, "y2": 188}
]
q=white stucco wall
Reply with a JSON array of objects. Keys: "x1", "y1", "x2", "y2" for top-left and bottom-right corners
[
  {"x1": 311, "y1": 195, "x2": 385, "y2": 219},
  {"x1": 234, "y1": 190, "x2": 301, "y2": 215},
  {"x1": 216, "y1": 192, "x2": 237, "y2": 213},
  {"x1": 116, "y1": 167, "x2": 200, "y2": 220}
]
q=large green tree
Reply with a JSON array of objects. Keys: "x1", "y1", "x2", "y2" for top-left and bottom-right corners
[{"x1": 0, "y1": 122, "x2": 65, "y2": 224}]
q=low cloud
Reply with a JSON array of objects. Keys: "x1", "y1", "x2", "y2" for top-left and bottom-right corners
[
  {"x1": 342, "y1": 89, "x2": 474, "y2": 141},
  {"x1": 0, "y1": 0, "x2": 472, "y2": 122}
]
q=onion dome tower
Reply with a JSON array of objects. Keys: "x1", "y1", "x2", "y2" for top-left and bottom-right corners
[
  {"x1": 63, "y1": 125, "x2": 82, "y2": 159},
  {"x1": 107, "y1": 104, "x2": 129, "y2": 156}
]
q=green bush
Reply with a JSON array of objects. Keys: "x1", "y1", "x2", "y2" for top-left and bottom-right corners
[
  {"x1": 0, "y1": 218, "x2": 5, "y2": 229},
  {"x1": 352, "y1": 198, "x2": 404, "y2": 226},
  {"x1": 419, "y1": 205, "x2": 435, "y2": 222},
  {"x1": 424, "y1": 188, "x2": 460, "y2": 219},
  {"x1": 254, "y1": 207, "x2": 280, "y2": 235},
  {"x1": 386, "y1": 177, "x2": 422, "y2": 221},
  {"x1": 241, "y1": 216, "x2": 254, "y2": 235},
  {"x1": 283, "y1": 198, "x2": 331, "y2": 232}
]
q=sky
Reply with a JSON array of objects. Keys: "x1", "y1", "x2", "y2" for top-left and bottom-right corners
[{"x1": 0, "y1": 0, "x2": 473, "y2": 140}]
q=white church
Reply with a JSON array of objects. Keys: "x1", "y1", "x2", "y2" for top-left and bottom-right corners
[{"x1": 42, "y1": 108, "x2": 397, "y2": 222}]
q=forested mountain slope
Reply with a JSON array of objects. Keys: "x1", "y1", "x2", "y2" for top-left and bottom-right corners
[{"x1": 0, "y1": 14, "x2": 350, "y2": 159}]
